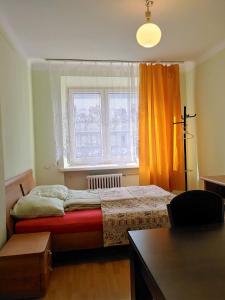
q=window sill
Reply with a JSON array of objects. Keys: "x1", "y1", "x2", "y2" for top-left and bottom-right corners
[{"x1": 59, "y1": 163, "x2": 139, "y2": 172}]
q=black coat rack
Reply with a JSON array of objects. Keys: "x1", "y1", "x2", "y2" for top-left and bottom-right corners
[{"x1": 173, "y1": 106, "x2": 196, "y2": 191}]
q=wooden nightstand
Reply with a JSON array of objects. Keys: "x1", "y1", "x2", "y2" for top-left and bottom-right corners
[{"x1": 0, "y1": 232, "x2": 51, "y2": 300}]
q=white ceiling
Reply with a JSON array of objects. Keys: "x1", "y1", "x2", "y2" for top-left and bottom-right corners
[{"x1": 0, "y1": 0, "x2": 225, "y2": 61}]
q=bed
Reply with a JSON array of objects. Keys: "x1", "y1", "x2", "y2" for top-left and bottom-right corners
[
  {"x1": 5, "y1": 170, "x2": 103, "y2": 252},
  {"x1": 6, "y1": 169, "x2": 173, "y2": 252}
]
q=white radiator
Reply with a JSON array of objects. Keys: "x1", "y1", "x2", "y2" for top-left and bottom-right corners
[{"x1": 87, "y1": 173, "x2": 122, "y2": 190}]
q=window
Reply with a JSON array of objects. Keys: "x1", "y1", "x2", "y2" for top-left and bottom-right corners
[
  {"x1": 66, "y1": 88, "x2": 138, "y2": 167},
  {"x1": 53, "y1": 63, "x2": 139, "y2": 169}
]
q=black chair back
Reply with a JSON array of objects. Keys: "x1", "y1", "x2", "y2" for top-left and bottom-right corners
[{"x1": 167, "y1": 190, "x2": 224, "y2": 228}]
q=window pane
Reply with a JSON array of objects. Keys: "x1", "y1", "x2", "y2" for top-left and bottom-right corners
[
  {"x1": 109, "y1": 93, "x2": 136, "y2": 161},
  {"x1": 73, "y1": 93, "x2": 102, "y2": 160}
]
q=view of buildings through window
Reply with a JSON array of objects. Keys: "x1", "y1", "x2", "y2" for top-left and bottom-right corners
[{"x1": 69, "y1": 90, "x2": 138, "y2": 165}]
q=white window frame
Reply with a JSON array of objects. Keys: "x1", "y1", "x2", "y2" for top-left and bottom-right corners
[{"x1": 64, "y1": 87, "x2": 138, "y2": 168}]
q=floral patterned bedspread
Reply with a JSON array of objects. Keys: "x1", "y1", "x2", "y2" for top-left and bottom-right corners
[{"x1": 98, "y1": 185, "x2": 174, "y2": 247}]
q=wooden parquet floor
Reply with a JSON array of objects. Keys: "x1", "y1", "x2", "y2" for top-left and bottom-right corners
[{"x1": 41, "y1": 247, "x2": 131, "y2": 300}]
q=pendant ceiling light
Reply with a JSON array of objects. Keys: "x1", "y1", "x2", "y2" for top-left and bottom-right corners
[{"x1": 136, "y1": 0, "x2": 161, "y2": 48}]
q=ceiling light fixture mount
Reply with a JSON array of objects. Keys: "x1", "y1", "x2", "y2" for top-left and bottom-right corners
[{"x1": 136, "y1": 0, "x2": 161, "y2": 48}]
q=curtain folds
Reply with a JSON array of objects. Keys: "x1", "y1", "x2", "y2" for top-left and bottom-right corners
[{"x1": 139, "y1": 64, "x2": 184, "y2": 191}]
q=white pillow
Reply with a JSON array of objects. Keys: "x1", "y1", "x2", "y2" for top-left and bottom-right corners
[
  {"x1": 30, "y1": 185, "x2": 68, "y2": 201},
  {"x1": 11, "y1": 194, "x2": 65, "y2": 219}
]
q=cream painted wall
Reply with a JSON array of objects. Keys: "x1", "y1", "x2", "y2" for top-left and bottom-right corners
[
  {"x1": 195, "y1": 48, "x2": 225, "y2": 178},
  {"x1": 180, "y1": 68, "x2": 199, "y2": 189},
  {"x1": 0, "y1": 27, "x2": 34, "y2": 247},
  {"x1": 64, "y1": 168, "x2": 139, "y2": 190},
  {"x1": 178, "y1": 70, "x2": 199, "y2": 190},
  {"x1": 0, "y1": 29, "x2": 34, "y2": 180},
  {"x1": 0, "y1": 108, "x2": 6, "y2": 247},
  {"x1": 32, "y1": 69, "x2": 64, "y2": 185}
]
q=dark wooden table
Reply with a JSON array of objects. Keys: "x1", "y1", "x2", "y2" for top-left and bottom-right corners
[
  {"x1": 128, "y1": 225, "x2": 225, "y2": 300},
  {"x1": 201, "y1": 175, "x2": 225, "y2": 198}
]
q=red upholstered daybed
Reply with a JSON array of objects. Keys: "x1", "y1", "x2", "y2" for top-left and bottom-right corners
[{"x1": 5, "y1": 170, "x2": 104, "y2": 252}]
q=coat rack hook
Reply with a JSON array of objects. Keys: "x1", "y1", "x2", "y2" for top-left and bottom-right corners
[{"x1": 187, "y1": 113, "x2": 197, "y2": 118}]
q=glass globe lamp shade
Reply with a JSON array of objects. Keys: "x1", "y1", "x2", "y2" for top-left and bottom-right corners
[{"x1": 136, "y1": 22, "x2": 161, "y2": 48}]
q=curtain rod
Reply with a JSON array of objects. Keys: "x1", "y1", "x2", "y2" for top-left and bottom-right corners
[{"x1": 45, "y1": 58, "x2": 184, "y2": 64}]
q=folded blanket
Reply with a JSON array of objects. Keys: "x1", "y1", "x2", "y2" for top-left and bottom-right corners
[
  {"x1": 98, "y1": 187, "x2": 134, "y2": 201},
  {"x1": 127, "y1": 185, "x2": 173, "y2": 199},
  {"x1": 64, "y1": 190, "x2": 101, "y2": 211}
]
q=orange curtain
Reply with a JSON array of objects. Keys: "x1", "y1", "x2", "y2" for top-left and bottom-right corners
[{"x1": 139, "y1": 64, "x2": 184, "y2": 191}]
